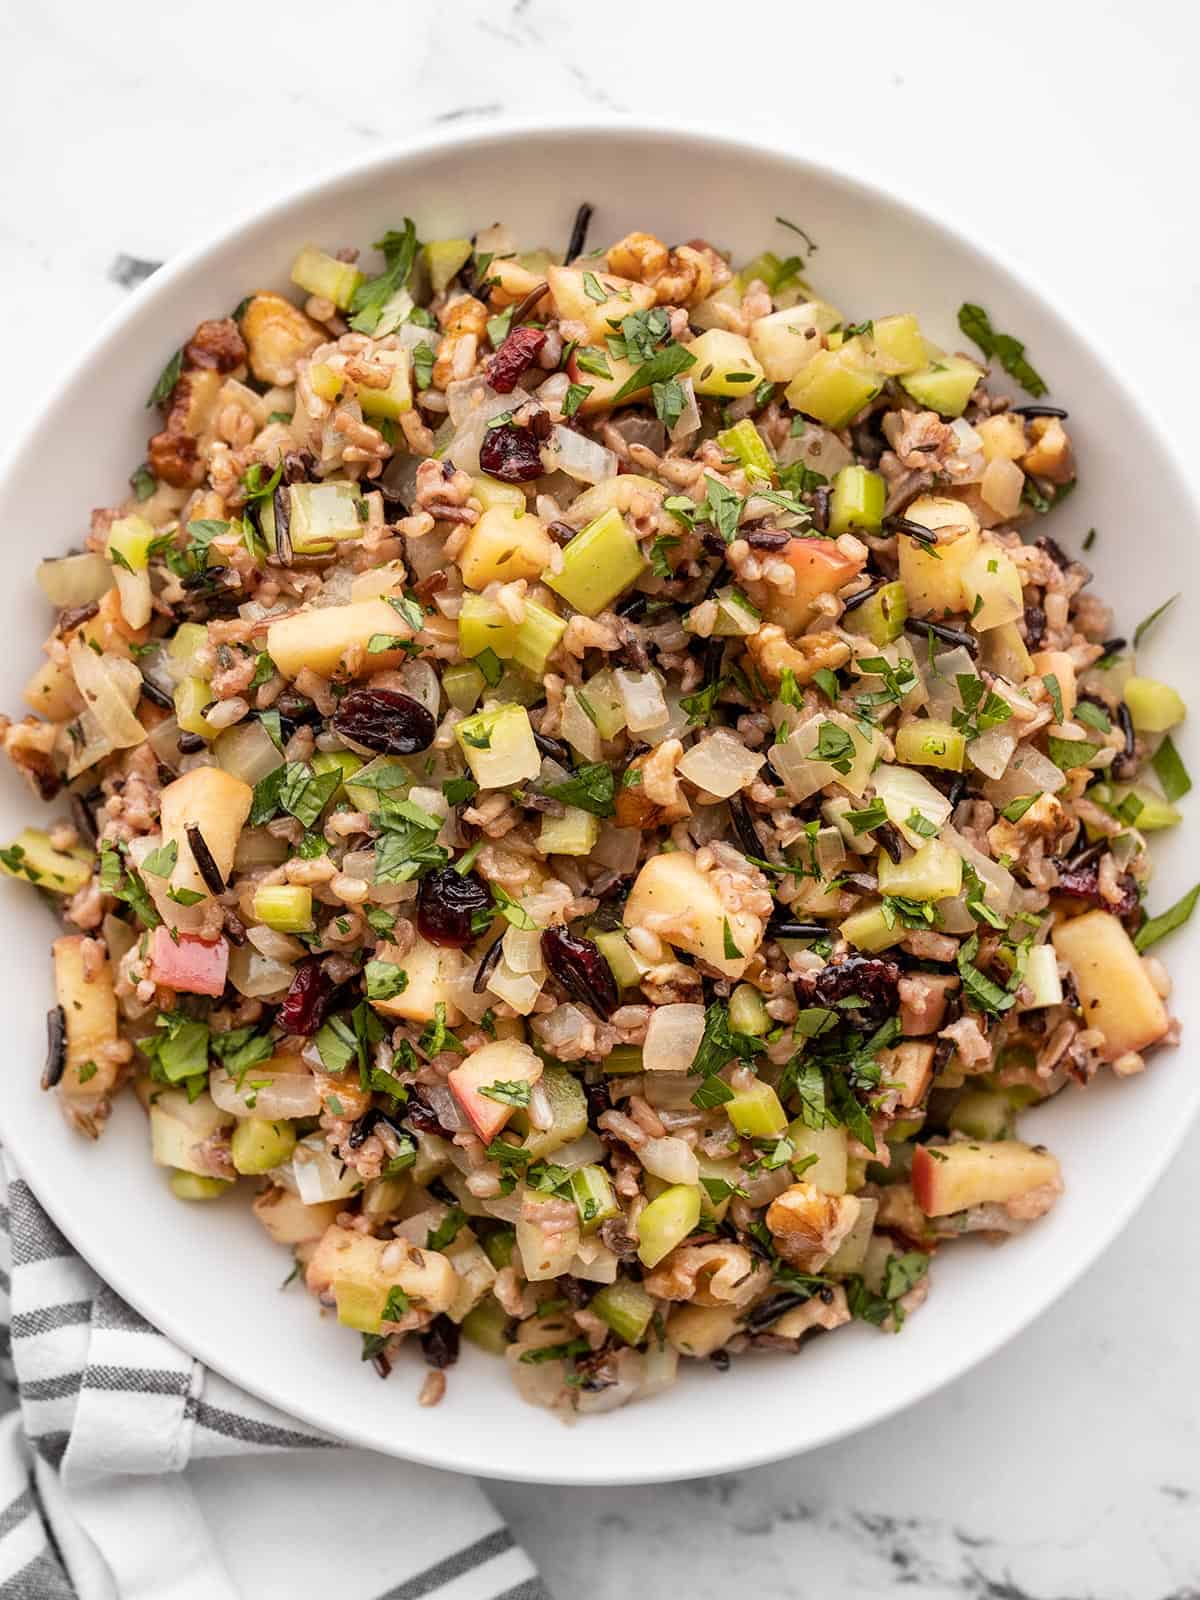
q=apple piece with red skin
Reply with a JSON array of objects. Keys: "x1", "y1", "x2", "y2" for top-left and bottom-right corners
[
  {"x1": 758, "y1": 536, "x2": 867, "y2": 635},
  {"x1": 546, "y1": 265, "x2": 656, "y2": 344},
  {"x1": 147, "y1": 927, "x2": 229, "y2": 997},
  {"x1": 911, "y1": 1139, "x2": 1061, "y2": 1218},
  {"x1": 565, "y1": 347, "x2": 648, "y2": 415},
  {"x1": 447, "y1": 1038, "x2": 544, "y2": 1143}
]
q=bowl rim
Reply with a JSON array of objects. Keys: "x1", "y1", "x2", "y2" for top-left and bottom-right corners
[{"x1": 1, "y1": 114, "x2": 1194, "y2": 1484}]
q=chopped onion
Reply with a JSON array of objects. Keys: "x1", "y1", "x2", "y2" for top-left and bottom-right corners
[
  {"x1": 534, "y1": 1002, "x2": 592, "y2": 1056},
  {"x1": 481, "y1": 1189, "x2": 524, "y2": 1224},
  {"x1": 147, "y1": 714, "x2": 183, "y2": 773},
  {"x1": 422, "y1": 1082, "x2": 469, "y2": 1134},
  {"x1": 233, "y1": 827, "x2": 290, "y2": 870},
  {"x1": 380, "y1": 449, "x2": 423, "y2": 511},
  {"x1": 676, "y1": 729, "x2": 764, "y2": 800},
  {"x1": 593, "y1": 823, "x2": 642, "y2": 876},
  {"x1": 501, "y1": 924, "x2": 544, "y2": 975},
  {"x1": 638, "y1": 1136, "x2": 699, "y2": 1184},
  {"x1": 947, "y1": 418, "x2": 985, "y2": 482},
  {"x1": 872, "y1": 765, "x2": 953, "y2": 844},
  {"x1": 445, "y1": 969, "x2": 494, "y2": 1023},
  {"x1": 981, "y1": 457, "x2": 1024, "y2": 516},
  {"x1": 102, "y1": 912, "x2": 137, "y2": 967},
  {"x1": 776, "y1": 424, "x2": 853, "y2": 480},
  {"x1": 37, "y1": 553, "x2": 112, "y2": 608},
  {"x1": 639, "y1": 1341, "x2": 679, "y2": 1399},
  {"x1": 924, "y1": 647, "x2": 977, "y2": 720},
  {"x1": 641, "y1": 1073, "x2": 702, "y2": 1110},
  {"x1": 815, "y1": 824, "x2": 847, "y2": 879},
  {"x1": 228, "y1": 944, "x2": 294, "y2": 998},
  {"x1": 967, "y1": 726, "x2": 1017, "y2": 780},
  {"x1": 567, "y1": 474, "x2": 663, "y2": 527},
  {"x1": 981, "y1": 744, "x2": 1067, "y2": 807},
  {"x1": 113, "y1": 566, "x2": 152, "y2": 631},
  {"x1": 567, "y1": 1238, "x2": 620, "y2": 1286},
  {"x1": 934, "y1": 894, "x2": 977, "y2": 934},
  {"x1": 741, "y1": 1164, "x2": 792, "y2": 1208},
  {"x1": 542, "y1": 425, "x2": 617, "y2": 485},
  {"x1": 486, "y1": 958, "x2": 544, "y2": 1015},
  {"x1": 574, "y1": 1348, "x2": 644, "y2": 1414},
  {"x1": 247, "y1": 925, "x2": 308, "y2": 963},
  {"x1": 561, "y1": 687, "x2": 602, "y2": 762},
  {"x1": 290, "y1": 1135, "x2": 362, "y2": 1204},
  {"x1": 552, "y1": 1132, "x2": 606, "y2": 1172},
  {"x1": 639, "y1": 684, "x2": 693, "y2": 748},
  {"x1": 210, "y1": 1067, "x2": 321, "y2": 1120},
  {"x1": 941, "y1": 824, "x2": 1015, "y2": 912},
  {"x1": 614, "y1": 669, "x2": 669, "y2": 735},
  {"x1": 534, "y1": 371, "x2": 570, "y2": 412},
  {"x1": 643, "y1": 1004, "x2": 705, "y2": 1073},
  {"x1": 67, "y1": 637, "x2": 146, "y2": 776},
  {"x1": 399, "y1": 658, "x2": 441, "y2": 717},
  {"x1": 474, "y1": 222, "x2": 514, "y2": 256},
  {"x1": 669, "y1": 378, "x2": 701, "y2": 442},
  {"x1": 215, "y1": 719, "x2": 284, "y2": 786}
]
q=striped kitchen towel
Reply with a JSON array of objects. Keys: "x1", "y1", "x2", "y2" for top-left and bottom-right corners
[{"x1": 0, "y1": 1153, "x2": 549, "y2": 1600}]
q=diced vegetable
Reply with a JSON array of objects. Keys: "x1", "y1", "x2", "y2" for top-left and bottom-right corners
[
  {"x1": 912, "y1": 1139, "x2": 1059, "y2": 1216},
  {"x1": 0, "y1": 828, "x2": 93, "y2": 895},
  {"x1": 1051, "y1": 910, "x2": 1169, "y2": 1061},
  {"x1": 839, "y1": 902, "x2": 906, "y2": 953},
  {"x1": 455, "y1": 703, "x2": 541, "y2": 788},
  {"x1": 866, "y1": 314, "x2": 925, "y2": 375},
  {"x1": 684, "y1": 329, "x2": 763, "y2": 397},
  {"x1": 290, "y1": 245, "x2": 363, "y2": 310},
  {"x1": 851, "y1": 580, "x2": 908, "y2": 646},
  {"x1": 53, "y1": 934, "x2": 120, "y2": 1106},
  {"x1": 461, "y1": 1295, "x2": 510, "y2": 1355},
  {"x1": 748, "y1": 301, "x2": 840, "y2": 382},
  {"x1": 726, "y1": 1079, "x2": 788, "y2": 1139},
  {"x1": 900, "y1": 355, "x2": 984, "y2": 418},
  {"x1": 785, "y1": 340, "x2": 881, "y2": 428},
  {"x1": 253, "y1": 885, "x2": 314, "y2": 933},
  {"x1": 267, "y1": 598, "x2": 417, "y2": 679},
  {"x1": 459, "y1": 505, "x2": 554, "y2": 589},
  {"x1": 442, "y1": 661, "x2": 486, "y2": 714},
  {"x1": 425, "y1": 238, "x2": 473, "y2": 293},
  {"x1": 896, "y1": 496, "x2": 980, "y2": 617},
  {"x1": 517, "y1": 1191, "x2": 581, "y2": 1282},
  {"x1": 231, "y1": 1118, "x2": 297, "y2": 1176},
  {"x1": 625, "y1": 850, "x2": 763, "y2": 979},
  {"x1": 787, "y1": 1120, "x2": 848, "y2": 1194},
  {"x1": 510, "y1": 600, "x2": 567, "y2": 678},
  {"x1": 948, "y1": 1090, "x2": 1012, "y2": 1140},
  {"x1": 1123, "y1": 677, "x2": 1185, "y2": 735},
  {"x1": 458, "y1": 591, "x2": 518, "y2": 662},
  {"x1": 895, "y1": 718, "x2": 967, "y2": 772},
  {"x1": 369, "y1": 935, "x2": 464, "y2": 1025},
  {"x1": 961, "y1": 548, "x2": 1024, "y2": 632},
  {"x1": 636, "y1": 1183, "x2": 702, "y2": 1268},
  {"x1": 569, "y1": 1164, "x2": 620, "y2": 1232},
  {"x1": 877, "y1": 838, "x2": 963, "y2": 901},
  {"x1": 545, "y1": 508, "x2": 647, "y2": 617},
  {"x1": 828, "y1": 466, "x2": 885, "y2": 535},
  {"x1": 728, "y1": 983, "x2": 769, "y2": 1037},
  {"x1": 538, "y1": 805, "x2": 600, "y2": 857},
  {"x1": 261, "y1": 481, "x2": 364, "y2": 556},
  {"x1": 170, "y1": 1172, "x2": 233, "y2": 1201},
  {"x1": 590, "y1": 1279, "x2": 655, "y2": 1345},
  {"x1": 509, "y1": 1063, "x2": 588, "y2": 1159},
  {"x1": 716, "y1": 418, "x2": 776, "y2": 483}
]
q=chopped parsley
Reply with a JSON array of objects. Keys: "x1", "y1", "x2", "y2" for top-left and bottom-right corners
[{"x1": 956, "y1": 303, "x2": 1047, "y2": 397}]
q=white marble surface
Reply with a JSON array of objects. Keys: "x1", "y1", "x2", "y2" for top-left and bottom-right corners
[{"x1": 2, "y1": 1, "x2": 1199, "y2": 1595}]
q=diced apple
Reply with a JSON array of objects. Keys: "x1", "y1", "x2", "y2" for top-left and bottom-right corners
[
  {"x1": 306, "y1": 1225, "x2": 458, "y2": 1327},
  {"x1": 252, "y1": 1186, "x2": 342, "y2": 1246},
  {"x1": 666, "y1": 1303, "x2": 741, "y2": 1359},
  {"x1": 759, "y1": 536, "x2": 867, "y2": 635},
  {"x1": 786, "y1": 1120, "x2": 848, "y2": 1194},
  {"x1": 897, "y1": 496, "x2": 981, "y2": 618},
  {"x1": 748, "y1": 301, "x2": 840, "y2": 382},
  {"x1": 877, "y1": 1040, "x2": 935, "y2": 1109},
  {"x1": 912, "y1": 1138, "x2": 1061, "y2": 1217},
  {"x1": 565, "y1": 348, "x2": 647, "y2": 412},
  {"x1": 684, "y1": 329, "x2": 764, "y2": 397},
  {"x1": 52, "y1": 934, "x2": 120, "y2": 1106},
  {"x1": 624, "y1": 850, "x2": 763, "y2": 979},
  {"x1": 447, "y1": 1038, "x2": 544, "y2": 1142},
  {"x1": 458, "y1": 505, "x2": 555, "y2": 589},
  {"x1": 24, "y1": 656, "x2": 82, "y2": 721},
  {"x1": 960, "y1": 547, "x2": 1024, "y2": 631},
  {"x1": 367, "y1": 935, "x2": 465, "y2": 1026},
  {"x1": 1030, "y1": 650, "x2": 1077, "y2": 718},
  {"x1": 146, "y1": 928, "x2": 229, "y2": 996},
  {"x1": 267, "y1": 597, "x2": 417, "y2": 679},
  {"x1": 159, "y1": 767, "x2": 253, "y2": 930},
  {"x1": 546, "y1": 265, "x2": 656, "y2": 343},
  {"x1": 975, "y1": 413, "x2": 1028, "y2": 463},
  {"x1": 517, "y1": 1190, "x2": 582, "y2": 1282},
  {"x1": 1051, "y1": 909, "x2": 1169, "y2": 1062}
]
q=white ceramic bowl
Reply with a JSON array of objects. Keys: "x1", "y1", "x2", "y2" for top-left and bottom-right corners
[{"x1": 0, "y1": 122, "x2": 1194, "y2": 1485}]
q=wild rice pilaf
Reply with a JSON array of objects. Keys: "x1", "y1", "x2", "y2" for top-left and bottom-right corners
[{"x1": 4, "y1": 208, "x2": 1193, "y2": 1413}]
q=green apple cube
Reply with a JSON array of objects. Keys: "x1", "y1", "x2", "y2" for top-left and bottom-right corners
[{"x1": 636, "y1": 1184, "x2": 701, "y2": 1267}]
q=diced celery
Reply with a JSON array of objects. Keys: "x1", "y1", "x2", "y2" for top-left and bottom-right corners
[
  {"x1": 231, "y1": 1119, "x2": 297, "y2": 1176},
  {"x1": 785, "y1": 341, "x2": 881, "y2": 428},
  {"x1": 685, "y1": 329, "x2": 764, "y2": 397},
  {"x1": 169, "y1": 1171, "x2": 233, "y2": 1201},
  {"x1": 311, "y1": 750, "x2": 364, "y2": 797},
  {"x1": 174, "y1": 677, "x2": 215, "y2": 738},
  {"x1": 900, "y1": 355, "x2": 983, "y2": 418},
  {"x1": 852, "y1": 580, "x2": 908, "y2": 646},
  {"x1": 261, "y1": 482, "x2": 364, "y2": 556},
  {"x1": 590, "y1": 1278, "x2": 655, "y2": 1344},
  {"x1": 876, "y1": 838, "x2": 963, "y2": 902},
  {"x1": 895, "y1": 718, "x2": 967, "y2": 772},
  {"x1": 708, "y1": 586, "x2": 762, "y2": 638},
  {"x1": 726, "y1": 1080, "x2": 788, "y2": 1139},
  {"x1": 948, "y1": 1089, "x2": 1011, "y2": 1140},
  {"x1": 1123, "y1": 677, "x2": 1185, "y2": 735},
  {"x1": 424, "y1": 238, "x2": 473, "y2": 294},
  {"x1": 107, "y1": 513, "x2": 157, "y2": 572},
  {"x1": 491, "y1": 667, "x2": 543, "y2": 708},
  {"x1": 636, "y1": 1184, "x2": 702, "y2": 1268},
  {"x1": 458, "y1": 592, "x2": 518, "y2": 661},
  {"x1": 569, "y1": 1164, "x2": 620, "y2": 1233},
  {"x1": 481, "y1": 1228, "x2": 516, "y2": 1270},
  {"x1": 829, "y1": 466, "x2": 886, "y2": 536},
  {"x1": 716, "y1": 418, "x2": 776, "y2": 483},
  {"x1": 443, "y1": 662, "x2": 486, "y2": 714},
  {"x1": 253, "y1": 884, "x2": 314, "y2": 933},
  {"x1": 1090, "y1": 781, "x2": 1180, "y2": 832},
  {"x1": 357, "y1": 351, "x2": 412, "y2": 420},
  {"x1": 0, "y1": 828, "x2": 93, "y2": 895},
  {"x1": 168, "y1": 622, "x2": 211, "y2": 677},
  {"x1": 728, "y1": 983, "x2": 769, "y2": 1037},
  {"x1": 581, "y1": 669, "x2": 626, "y2": 739},
  {"x1": 538, "y1": 805, "x2": 600, "y2": 857},
  {"x1": 362, "y1": 1175, "x2": 409, "y2": 1218},
  {"x1": 602, "y1": 1044, "x2": 645, "y2": 1075},
  {"x1": 290, "y1": 245, "x2": 363, "y2": 310},
  {"x1": 461, "y1": 1295, "x2": 510, "y2": 1355},
  {"x1": 867, "y1": 314, "x2": 926, "y2": 375},
  {"x1": 839, "y1": 903, "x2": 907, "y2": 953},
  {"x1": 509, "y1": 1063, "x2": 588, "y2": 1159},
  {"x1": 736, "y1": 251, "x2": 790, "y2": 292},
  {"x1": 455, "y1": 703, "x2": 540, "y2": 788},
  {"x1": 510, "y1": 600, "x2": 567, "y2": 677},
  {"x1": 545, "y1": 508, "x2": 647, "y2": 616}
]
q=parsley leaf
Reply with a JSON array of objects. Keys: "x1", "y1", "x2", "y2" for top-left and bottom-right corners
[
  {"x1": 1133, "y1": 593, "x2": 1179, "y2": 649},
  {"x1": 957, "y1": 303, "x2": 1047, "y2": 397},
  {"x1": 348, "y1": 220, "x2": 419, "y2": 335},
  {"x1": 147, "y1": 348, "x2": 183, "y2": 408},
  {"x1": 364, "y1": 960, "x2": 408, "y2": 1001},
  {"x1": 1134, "y1": 883, "x2": 1200, "y2": 953},
  {"x1": 544, "y1": 762, "x2": 615, "y2": 817},
  {"x1": 701, "y1": 475, "x2": 744, "y2": 544}
]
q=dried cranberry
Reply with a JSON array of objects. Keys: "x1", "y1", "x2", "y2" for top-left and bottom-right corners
[
  {"x1": 278, "y1": 957, "x2": 333, "y2": 1036},
  {"x1": 478, "y1": 421, "x2": 544, "y2": 482},
  {"x1": 583, "y1": 1077, "x2": 612, "y2": 1124},
  {"x1": 486, "y1": 326, "x2": 547, "y2": 394},
  {"x1": 419, "y1": 1314, "x2": 461, "y2": 1369},
  {"x1": 417, "y1": 867, "x2": 491, "y2": 948},
  {"x1": 332, "y1": 688, "x2": 436, "y2": 756},
  {"x1": 1054, "y1": 861, "x2": 1139, "y2": 919},
  {"x1": 798, "y1": 954, "x2": 900, "y2": 1027},
  {"x1": 541, "y1": 926, "x2": 619, "y2": 1020},
  {"x1": 405, "y1": 1093, "x2": 448, "y2": 1136}
]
